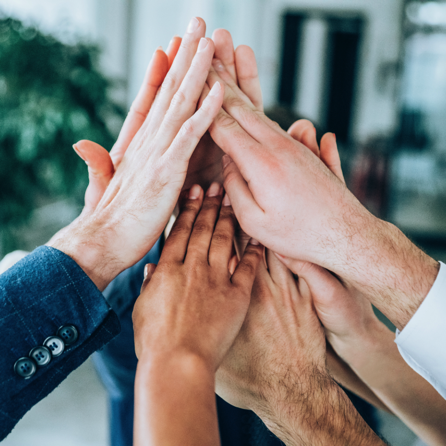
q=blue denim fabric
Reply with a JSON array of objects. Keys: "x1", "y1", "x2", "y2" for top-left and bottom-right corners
[{"x1": 0, "y1": 246, "x2": 120, "y2": 440}]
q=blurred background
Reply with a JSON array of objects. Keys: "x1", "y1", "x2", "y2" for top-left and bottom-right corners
[{"x1": 1, "y1": 0, "x2": 445, "y2": 445}]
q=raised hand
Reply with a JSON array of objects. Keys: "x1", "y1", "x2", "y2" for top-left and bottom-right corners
[
  {"x1": 49, "y1": 18, "x2": 224, "y2": 291},
  {"x1": 132, "y1": 183, "x2": 263, "y2": 446},
  {"x1": 216, "y1": 249, "x2": 384, "y2": 446},
  {"x1": 206, "y1": 51, "x2": 439, "y2": 331},
  {"x1": 73, "y1": 37, "x2": 182, "y2": 212}
]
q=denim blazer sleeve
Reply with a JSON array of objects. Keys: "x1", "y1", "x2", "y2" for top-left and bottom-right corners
[{"x1": 0, "y1": 246, "x2": 120, "y2": 440}]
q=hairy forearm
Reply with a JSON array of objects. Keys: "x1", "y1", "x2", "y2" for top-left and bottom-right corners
[
  {"x1": 134, "y1": 352, "x2": 220, "y2": 446},
  {"x1": 253, "y1": 369, "x2": 385, "y2": 446},
  {"x1": 333, "y1": 215, "x2": 439, "y2": 330},
  {"x1": 336, "y1": 322, "x2": 446, "y2": 446}
]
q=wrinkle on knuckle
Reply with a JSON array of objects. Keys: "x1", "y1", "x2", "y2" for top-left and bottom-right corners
[
  {"x1": 214, "y1": 112, "x2": 238, "y2": 131},
  {"x1": 192, "y1": 222, "x2": 213, "y2": 235},
  {"x1": 212, "y1": 232, "x2": 232, "y2": 246},
  {"x1": 171, "y1": 89, "x2": 187, "y2": 108},
  {"x1": 160, "y1": 74, "x2": 177, "y2": 94},
  {"x1": 180, "y1": 119, "x2": 196, "y2": 137}
]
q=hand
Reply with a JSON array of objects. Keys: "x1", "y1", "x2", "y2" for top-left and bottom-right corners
[
  {"x1": 49, "y1": 18, "x2": 224, "y2": 291},
  {"x1": 132, "y1": 183, "x2": 263, "y2": 370},
  {"x1": 206, "y1": 51, "x2": 439, "y2": 330},
  {"x1": 278, "y1": 120, "x2": 377, "y2": 357},
  {"x1": 132, "y1": 183, "x2": 263, "y2": 446},
  {"x1": 216, "y1": 249, "x2": 326, "y2": 411},
  {"x1": 73, "y1": 37, "x2": 182, "y2": 212},
  {"x1": 216, "y1": 249, "x2": 383, "y2": 445},
  {"x1": 74, "y1": 30, "x2": 263, "y2": 201},
  {"x1": 182, "y1": 29, "x2": 264, "y2": 191}
]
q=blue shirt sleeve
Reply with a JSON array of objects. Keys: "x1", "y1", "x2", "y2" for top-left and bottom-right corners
[{"x1": 0, "y1": 246, "x2": 120, "y2": 440}]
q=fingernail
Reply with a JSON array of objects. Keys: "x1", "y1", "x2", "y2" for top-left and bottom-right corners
[
  {"x1": 213, "y1": 59, "x2": 225, "y2": 72},
  {"x1": 207, "y1": 182, "x2": 221, "y2": 197},
  {"x1": 189, "y1": 184, "x2": 201, "y2": 200},
  {"x1": 156, "y1": 45, "x2": 163, "y2": 51},
  {"x1": 249, "y1": 238, "x2": 260, "y2": 245},
  {"x1": 222, "y1": 155, "x2": 233, "y2": 169},
  {"x1": 222, "y1": 194, "x2": 231, "y2": 206},
  {"x1": 143, "y1": 264, "x2": 149, "y2": 280},
  {"x1": 72, "y1": 144, "x2": 86, "y2": 162},
  {"x1": 209, "y1": 81, "x2": 221, "y2": 96},
  {"x1": 187, "y1": 17, "x2": 199, "y2": 33},
  {"x1": 197, "y1": 37, "x2": 208, "y2": 52}
]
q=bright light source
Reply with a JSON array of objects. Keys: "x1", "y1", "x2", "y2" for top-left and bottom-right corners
[{"x1": 407, "y1": 1, "x2": 446, "y2": 26}]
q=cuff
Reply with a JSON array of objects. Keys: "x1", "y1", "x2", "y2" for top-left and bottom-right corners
[{"x1": 395, "y1": 261, "x2": 446, "y2": 397}]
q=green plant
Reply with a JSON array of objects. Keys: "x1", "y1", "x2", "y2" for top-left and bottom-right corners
[{"x1": 0, "y1": 17, "x2": 125, "y2": 253}]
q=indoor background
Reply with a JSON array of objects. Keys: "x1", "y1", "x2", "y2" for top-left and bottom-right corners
[{"x1": 0, "y1": 0, "x2": 445, "y2": 445}]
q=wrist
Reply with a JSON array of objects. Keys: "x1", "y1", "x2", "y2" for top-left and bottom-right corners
[
  {"x1": 337, "y1": 216, "x2": 439, "y2": 330},
  {"x1": 137, "y1": 350, "x2": 215, "y2": 386},
  {"x1": 48, "y1": 216, "x2": 122, "y2": 291},
  {"x1": 329, "y1": 318, "x2": 390, "y2": 372}
]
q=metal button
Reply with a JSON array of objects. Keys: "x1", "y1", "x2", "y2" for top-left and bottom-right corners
[
  {"x1": 57, "y1": 325, "x2": 79, "y2": 345},
  {"x1": 44, "y1": 336, "x2": 65, "y2": 357},
  {"x1": 29, "y1": 346, "x2": 52, "y2": 367},
  {"x1": 14, "y1": 357, "x2": 37, "y2": 379}
]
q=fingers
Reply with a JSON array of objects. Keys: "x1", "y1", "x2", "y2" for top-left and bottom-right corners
[
  {"x1": 110, "y1": 48, "x2": 169, "y2": 166},
  {"x1": 275, "y1": 253, "x2": 340, "y2": 300},
  {"x1": 235, "y1": 45, "x2": 263, "y2": 110},
  {"x1": 222, "y1": 155, "x2": 264, "y2": 231},
  {"x1": 207, "y1": 64, "x2": 278, "y2": 144},
  {"x1": 147, "y1": 17, "x2": 207, "y2": 133},
  {"x1": 209, "y1": 193, "x2": 237, "y2": 269},
  {"x1": 232, "y1": 238, "x2": 264, "y2": 289},
  {"x1": 212, "y1": 29, "x2": 237, "y2": 80},
  {"x1": 287, "y1": 119, "x2": 319, "y2": 156},
  {"x1": 164, "y1": 80, "x2": 224, "y2": 163},
  {"x1": 320, "y1": 133, "x2": 345, "y2": 183},
  {"x1": 140, "y1": 263, "x2": 157, "y2": 293},
  {"x1": 153, "y1": 37, "x2": 216, "y2": 153},
  {"x1": 265, "y1": 249, "x2": 294, "y2": 286},
  {"x1": 186, "y1": 183, "x2": 223, "y2": 262},
  {"x1": 166, "y1": 36, "x2": 182, "y2": 69},
  {"x1": 73, "y1": 141, "x2": 114, "y2": 211},
  {"x1": 160, "y1": 185, "x2": 204, "y2": 263}
]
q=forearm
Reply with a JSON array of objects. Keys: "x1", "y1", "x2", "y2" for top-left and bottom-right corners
[
  {"x1": 337, "y1": 322, "x2": 446, "y2": 446},
  {"x1": 334, "y1": 216, "x2": 439, "y2": 330},
  {"x1": 134, "y1": 352, "x2": 220, "y2": 446},
  {"x1": 326, "y1": 343, "x2": 392, "y2": 413},
  {"x1": 253, "y1": 370, "x2": 385, "y2": 446}
]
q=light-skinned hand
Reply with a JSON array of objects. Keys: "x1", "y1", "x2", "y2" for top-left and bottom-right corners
[
  {"x1": 206, "y1": 48, "x2": 438, "y2": 330},
  {"x1": 49, "y1": 18, "x2": 225, "y2": 291}
]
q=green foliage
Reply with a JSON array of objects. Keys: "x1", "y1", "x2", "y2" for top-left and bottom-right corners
[{"x1": 0, "y1": 17, "x2": 125, "y2": 250}]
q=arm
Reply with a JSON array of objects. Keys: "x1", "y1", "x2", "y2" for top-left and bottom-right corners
[
  {"x1": 205, "y1": 43, "x2": 439, "y2": 333},
  {"x1": 132, "y1": 184, "x2": 263, "y2": 446},
  {"x1": 216, "y1": 249, "x2": 384, "y2": 445},
  {"x1": 326, "y1": 343, "x2": 392, "y2": 414},
  {"x1": 279, "y1": 130, "x2": 446, "y2": 445},
  {"x1": 1, "y1": 17, "x2": 222, "y2": 439},
  {"x1": 0, "y1": 247, "x2": 119, "y2": 440}
]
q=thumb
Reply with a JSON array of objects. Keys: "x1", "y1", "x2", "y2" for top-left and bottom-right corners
[
  {"x1": 141, "y1": 263, "x2": 157, "y2": 293},
  {"x1": 320, "y1": 133, "x2": 345, "y2": 183},
  {"x1": 288, "y1": 119, "x2": 319, "y2": 157},
  {"x1": 73, "y1": 140, "x2": 114, "y2": 212}
]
